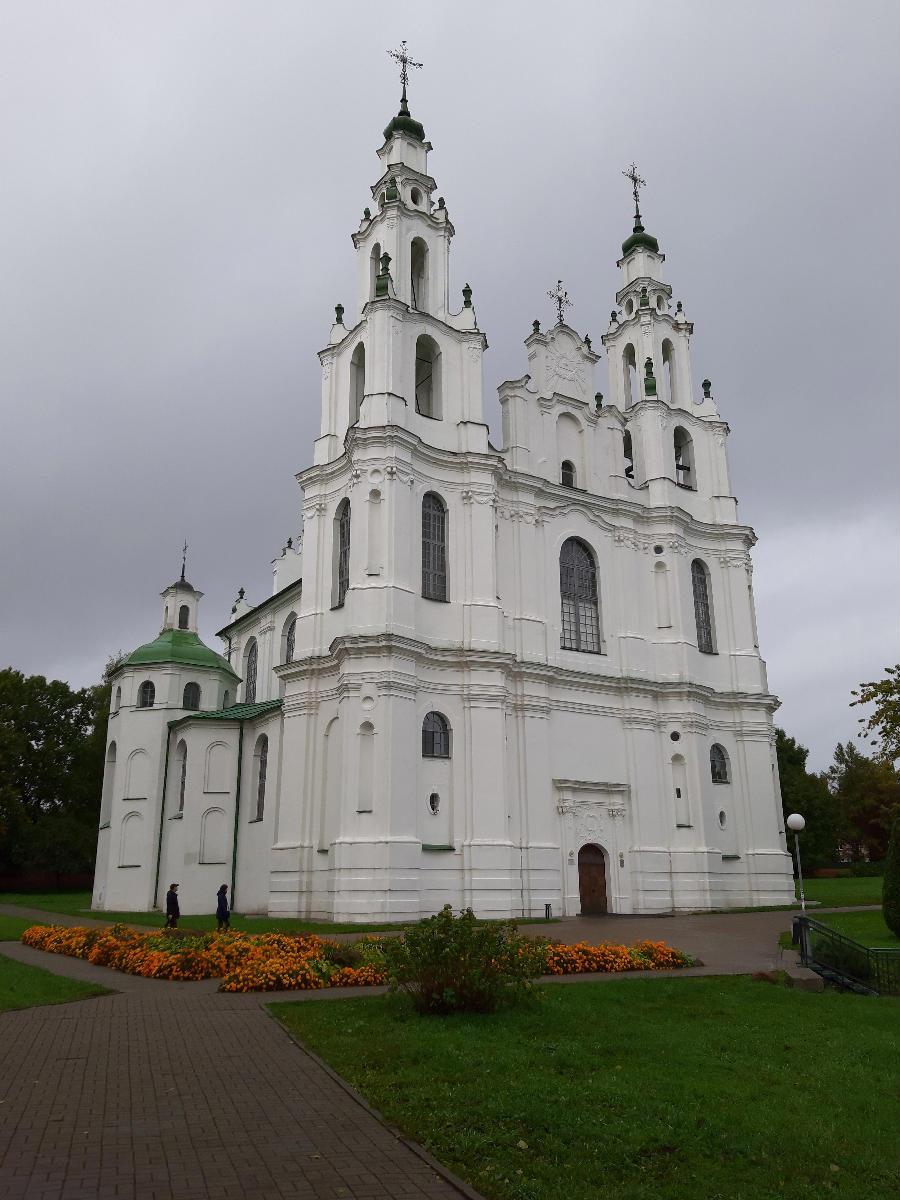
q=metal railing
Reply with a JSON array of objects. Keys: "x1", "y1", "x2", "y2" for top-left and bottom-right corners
[{"x1": 792, "y1": 916, "x2": 900, "y2": 996}]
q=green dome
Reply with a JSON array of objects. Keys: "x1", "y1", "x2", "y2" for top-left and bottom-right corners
[
  {"x1": 383, "y1": 97, "x2": 425, "y2": 144},
  {"x1": 126, "y1": 629, "x2": 238, "y2": 678},
  {"x1": 621, "y1": 219, "x2": 659, "y2": 256}
]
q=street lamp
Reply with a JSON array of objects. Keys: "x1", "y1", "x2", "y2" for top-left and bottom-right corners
[{"x1": 787, "y1": 813, "x2": 807, "y2": 913}]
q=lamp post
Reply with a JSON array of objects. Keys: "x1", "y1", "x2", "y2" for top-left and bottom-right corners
[{"x1": 787, "y1": 813, "x2": 807, "y2": 913}]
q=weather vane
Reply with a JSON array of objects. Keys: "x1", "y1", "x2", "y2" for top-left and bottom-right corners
[
  {"x1": 387, "y1": 40, "x2": 422, "y2": 102},
  {"x1": 547, "y1": 280, "x2": 573, "y2": 325},
  {"x1": 181, "y1": 540, "x2": 188, "y2": 581},
  {"x1": 622, "y1": 162, "x2": 646, "y2": 218}
]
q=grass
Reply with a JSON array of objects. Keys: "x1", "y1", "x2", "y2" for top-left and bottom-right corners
[
  {"x1": 276, "y1": 978, "x2": 898, "y2": 1200},
  {"x1": 0, "y1": 954, "x2": 111, "y2": 1012},
  {"x1": 799, "y1": 875, "x2": 883, "y2": 907},
  {"x1": 0, "y1": 914, "x2": 36, "y2": 940},
  {"x1": 813, "y1": 910, "x2": 898, "y2": 948}
]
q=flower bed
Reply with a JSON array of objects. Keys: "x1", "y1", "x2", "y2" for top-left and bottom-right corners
[{"x1": 21, "y1": 923, "x2": 691, "y2": 992}]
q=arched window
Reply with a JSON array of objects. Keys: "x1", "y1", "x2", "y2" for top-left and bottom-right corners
[
  {"x1": 100, "y1": 742, "x2": 116, "y2": 825},
  {"x1": 560, "y1": 538, "x2": 601, "y2": 653},
  {"x1": 410, "y1": 237, "x2": 428, "y2": 310},
  {"x1": 223, "y1": 690, "x2": 230, "y2": 710},
  {"x1": 137, "y1": 680, "x2": 155, "y2": 709},
  {"x1": 349, "y1": 342, "x2": 366, "y2": 425},
  {"x1": 674, "y1": 427, "x2": 695, "y2": 490},
  {"x1": 422, "y1": 493, "x2": 447, "y2": 601},
  {"x1": 710, "y1": 744, "x2": 730, "y2": 784},
  {"x1": 113, "y1": 686, "x2": 121, "y2": 713},
  {"x1": 182, "y1": 682, "x2": 201, "y2": 710},
  {"x1": 178, "y1": 604, "x2": 190, "y2": 630},
  {"x1": 284, "y1": 615, "x2": 297, "y2": 663},
  {"x1": 691, "y1": 559, "x2": 715, "y2": 654},
  {"x1": 176, "y1": 740, "x2": 188, "y2": 813},
  {"x1": 370, "y1": 241, "x2": 381, "y2": 298},
  {"x1": 623, "y1": 430, "x2": 635, "y2": 480},
  {"x1": 422, "y1": 711, "x2": 451, "y2": 758},
  {"x1": 244, "y1": 640, "x2": 258, "y2": 703},
  {"x1": 415, "y1": 335, "x2": 442, "y2": 419},
  {"x1": 623, "y1": 343, "x2": 637, "y2": 407},
  {"x1": 253, "y1": 734, "x2": 268, "y2": 821},
  {"x1": 560, "y1": 460, "x2": 576, "y2": 488},
  {"x1": 662, "y1": 338, "x2": 677, "y2": 406},
  {"x1": 334, "y1": 500, "x2": 351, "y2": 607}
]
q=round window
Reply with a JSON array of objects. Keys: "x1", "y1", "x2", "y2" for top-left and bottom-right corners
[
  {"x1": 670, "y1": 731, "x2": 681, "y2": 742},
  {"x1": 654, "y1": 544, "x2": 664, "y2": 555}
]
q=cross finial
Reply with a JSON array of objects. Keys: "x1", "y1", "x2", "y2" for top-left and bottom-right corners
[
  {"x1": 622, "y1": 162, "x2": 646, "y2": 218},
  {"x1": 180, "y1": 540, "x2": 188, "y2": 582},
  {"x1": 547, "y1": 280, "x2": 573, "y2": 325},
  {"x1": 387, "y1": 40, "x2": 422, "y2": 105}
]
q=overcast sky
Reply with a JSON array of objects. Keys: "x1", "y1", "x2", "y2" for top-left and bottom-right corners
[{"x1": 1, "y1": 1, "x2": 897, "y2": 772}]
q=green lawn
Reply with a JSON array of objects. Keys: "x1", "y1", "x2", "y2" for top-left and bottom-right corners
[
  {"x1": 799, "y1": 875, "x2": 883, "y2": 907},
  {"x1": 0, "y1": 914, "x2": 36, "y2": 940},
  {"x1": 815, "y1": 909, "x2": 898, "y2": 948},
  {"x1": 0, "y1": 953, "x2": 111, "y2": 1012},
  {"x1": 277, "y1": 978, "x2": 897, "y2": 1200}
]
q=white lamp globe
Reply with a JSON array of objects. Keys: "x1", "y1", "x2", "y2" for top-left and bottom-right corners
[{"x1": 786, "y1": 813, "x2": 806, "y2": 832}]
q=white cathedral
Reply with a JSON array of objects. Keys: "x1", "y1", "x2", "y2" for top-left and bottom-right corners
[{"x1": 92, "y1": 64, "x2": 795, "y2": 921}]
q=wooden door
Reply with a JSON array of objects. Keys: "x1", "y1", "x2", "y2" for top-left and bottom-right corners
[{"x1": 578, "y1": 843, "x2": 608, "y2": 915}]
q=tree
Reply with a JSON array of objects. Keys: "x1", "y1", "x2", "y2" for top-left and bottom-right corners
[
  {"x1": 851, "y1": 665, "x2": 900, "y2": 763},
  {"x1": 827, "y1": 741, "x2": 899, "y2": 862},
  {"x1": 0, "y1": 668, "x2": 110, "y2": 877},
  {"x1": 882, "y1": 811, "x2": 900, "y2": 938},
  {"x1": 775, "y1": 728, "x2": 842, "y2": 870}
]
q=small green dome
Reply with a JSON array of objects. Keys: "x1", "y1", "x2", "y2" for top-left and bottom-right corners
[
  {"x1": 621, "y1": 218, "x2": 659, "y2": 256},
  {"x1": 383, "y1": 97, "x2": 425, "y2": 144},
  {"x1": 126, "y1": 629, "x2": 238, "y2": 678}
]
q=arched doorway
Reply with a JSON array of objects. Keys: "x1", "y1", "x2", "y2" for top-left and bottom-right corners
[{"x1": 578, "y1": 843, "x2": 608, "y2": 915}]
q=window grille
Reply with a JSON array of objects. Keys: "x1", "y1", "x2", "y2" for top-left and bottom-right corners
[
  {"x1": 137, "y1": 681, "x2": 155, "y2": 708},
  {"x1": 691, "y1": 560, "x2": 714, "y2": 653},
  {"x1": 255, "y1": 735, "x2": 268, "y2": 820},
  {"x1": 560, "y1": 461, "x2": 576, "y2": 488},
  {"x1": 559, "y1": 538, "x2": 601, "y2": 653},
  {"x1": 422, "y1": 711, "x2": 451, "y2": 758},
  {"x1": 182, "y1": 682, "x2": 200, "y2": 710},
  {"x1": 285, "y1": 617, "x2": 296, "y2": 664},
  {"x1": 422, "y1": 494, "x2": 447, "y2": 600},
  {"x1": 178, "y1": 604, "x2": 189, "y2": 629},
  {"x1": 245, "y1": 641, "x2": 258, "y2": 704},
  {"x1": 710, "y1": 744, "x2": 729, "y2": 784},
  {"x1": 337, "y1": 502, "x2": 351, "y2": 606}
]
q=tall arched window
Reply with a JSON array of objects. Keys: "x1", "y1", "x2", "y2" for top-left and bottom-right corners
[
  {"x1": 560, "y1": 538, "x2": 601, "y2": 653},
  {"x1": 178, "y1": 604, "x2": 190, "y2": 630},
  {"x1": 253, "y1": 734, "x2": 268, "y2": 820},
  {"x1": 422, "y1": 711, "x2": 451, "y2": 758},
  {"x1": 335, "y1": 500, "x2": 351, "y2": 607},
  {"x1": 674, "y1": 427, "x2": 696, "y2": 490},
  {"x1": 623, "y1": 343, "x2": 637, "y2": 407},
  {"x1": 710, "y1": 744, "x2": 730, "y2": 784},
  {"x1": 349, "y1": 342, "x2": 366, "y2": 425},
  {"x1": 284, "y1": 615, "x2": 296, "y2": 663},
  {"x1": 410, "y1": 237, "x2": 428, "y2": 310},
  {"x1": 100, "y1": 742, "x2": 116, "y2": 825},
  {"x1": 623, "y1": 430, "x2": 635, "y2": 480},
  {"x1": 370, "y1": 242, "x2": 381, "y2": 299},
  {"x1": 691, "y1": 559, "x2": 715, "y2": 654},
  {"x1": 422, "y1": 493, "x2": 447, "y2": 601},
  {"x1": 176, "y1": 740, "x2": 188, "y2": 813},
  {"x1": 244, "y1": 640, "x2": 258, "y2": 703},
  {"x1": 182, "y1": 682, "x2": 201, "y2": 710},
  {"x1": 113, "y1": 686, "x2": 121, "y2": 713},
  {"x1": 662, "y1": 339, "x2": 677, "y2": 407},
  {"x1": 415, "y1": 335, "x2": 442, "y2": 419},
  {"x1": 137, "y1": 680, "x2": 155, "y2": 708},
  {"x1": 560, "y1": 460, "x2": 576, "y2": 488}
]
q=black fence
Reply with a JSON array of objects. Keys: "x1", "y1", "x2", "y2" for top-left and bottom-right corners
[{"x1": 792, "y1": 916, "x2": 899, "y2": 996}]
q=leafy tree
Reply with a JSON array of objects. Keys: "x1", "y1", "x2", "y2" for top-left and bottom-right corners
[
  {"x1": 775, "y1": 728, "x2": 842, "y2": 870},
  {"x1": 827, "y1": 741, "x2": 899, "y2": 862},
  {"x1": 851, "y1": 665, "x2": 900, "y2": 762},
  {"x1": 882, "y1": 811, "x2": 900, "y2": 938},
  {"x1": 0, "y1": 668, "x2": 110, "y2": 877}
]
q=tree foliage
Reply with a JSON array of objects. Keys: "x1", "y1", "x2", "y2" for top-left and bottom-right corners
[
  {"x1": 882, "y1": 811, "x2": 900, "y2": 938},
  {"x1": 827, "y1": 740, "x2": 899, "y2": 862},
  {"x1": 775, "y1": 728, "x2": 841, "y2": 870},
  {"x1": 851, "y1": 665, "x2": 900, "y2": 762},
  {"x1": 0, "y1": 668, "x2": 109, "y2": 876}
]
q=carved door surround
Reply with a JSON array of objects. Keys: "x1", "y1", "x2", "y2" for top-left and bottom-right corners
[{"x1": 554, "y1": 778, "x2": 633, "y2": 916}]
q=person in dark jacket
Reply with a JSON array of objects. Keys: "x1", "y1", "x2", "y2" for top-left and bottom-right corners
[
  {"x1": 165, "y1": 883, "x2": 180, "y2": 929},
  {"x1": 216, "y1": 884, "x2": 230, "y2": 931}
]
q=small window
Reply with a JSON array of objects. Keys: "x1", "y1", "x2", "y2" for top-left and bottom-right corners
[
  {"x1": 560, "y1": 460, "x2": 576, "y2": 488},
  {"x1": 718, "y1": 810, "x2": 727, "y2": 829},
  {"x1": 137, "y1": 680, "x2": 155, "y2": 709},
  {"x1": 178, "y1": 604, "x2": 190, "y2": 630},
  {"x1": 285, "y1": 616, "x2": 297, "y2": 664},
  {"x1": 113, "y1": 686, "x2": 121, "y2": 713},
  {"x1": 429, "y1": 792, "x2": 440, "y2": 814},
  {"x1": 183, "y1": 682, "x2": 201, "y2": 711},
  {"x1": 244, "y1": 640, "x2": 258, "y2": 704},
  {"x1": 710, "y1": 744, "x2": 729, "y2": 784},
  {"x1": 422, "y1": 711, "x2": 451, "y2": 758},
  {"x1": 223, "y1": 690, "x2": 230, "y2": 710}
]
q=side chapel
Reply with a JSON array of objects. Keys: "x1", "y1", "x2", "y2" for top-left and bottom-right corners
[{"x1": 92, "y1": 51, "x2": 794, "y2": 919}]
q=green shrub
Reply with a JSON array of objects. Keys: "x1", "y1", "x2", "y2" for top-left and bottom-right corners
[
  {"x1": 381, "y1": 905, "x2": 542, "y2": 1014},
  {"x1": 882, "y1": 811, "x2": 900, "y2": 938}
]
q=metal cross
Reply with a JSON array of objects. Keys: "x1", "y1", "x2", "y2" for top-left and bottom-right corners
[
  {"x1": 387, "y1": 40, "x2": 422, "y2": 100},
  {"x1": 547, "y1": 280, "x2": 573, "y2": 325},
  {"x1": 181, "y1": 540, "x2": 188, "y2": 581},
  {"x1": 622, "y1": 162, "x2": 646, "y2": 216}
]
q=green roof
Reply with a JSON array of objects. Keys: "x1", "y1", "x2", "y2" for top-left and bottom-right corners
[
  {"x1": 169, "y1": 699, "x2": 282, "y2": 727},
  {"x1": 621, "y1": 218, "x2": 660, "y2": 256},
  {"x1": 383, "y1": 95, "x2": 425, "y2": 144},
  {"x1": 126, "y1": 629, "x2": 239, "y2": 678}
]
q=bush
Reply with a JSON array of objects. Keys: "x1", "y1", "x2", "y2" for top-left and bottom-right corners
[
  {"x1": 882, "y1": 812, "x2": 900, "y2": 938},
  {"x1": 381, "y1": 905, "x2": 542, "y2": 1014}
]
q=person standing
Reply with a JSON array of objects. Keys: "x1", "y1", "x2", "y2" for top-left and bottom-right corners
[
  {"x1": 165, "y1": 883, "x2": 180, "y2": 929},
  {"x1": 216, "y1": 884, "x2": 230, "y2": 931}
]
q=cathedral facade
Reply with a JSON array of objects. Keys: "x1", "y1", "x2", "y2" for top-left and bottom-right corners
[{"x1": 92, "y1": 81, "x2": 794, "y2": 920}]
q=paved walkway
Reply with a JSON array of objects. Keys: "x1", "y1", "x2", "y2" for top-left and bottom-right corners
[{"x1": 0, "y1": 902, "x2": 861, "y2": 1199}]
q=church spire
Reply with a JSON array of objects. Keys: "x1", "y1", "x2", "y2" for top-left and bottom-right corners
[
  {"x1": 383, "y1": 40, "x2": 426, "y2": 143},
  {"x1": 621, "y1": 162, "x2": 660, "y2": 256}
]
